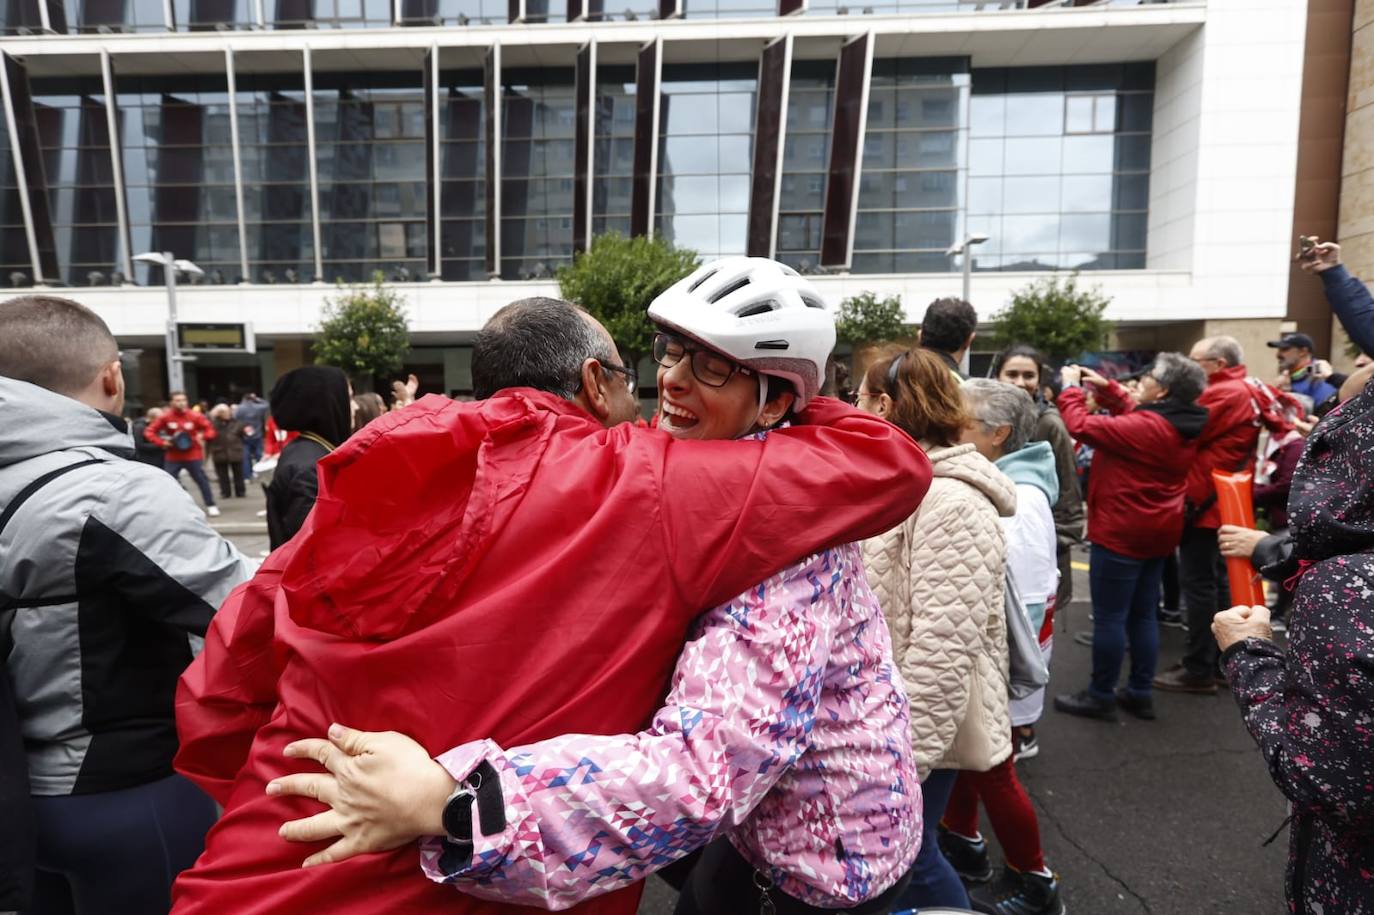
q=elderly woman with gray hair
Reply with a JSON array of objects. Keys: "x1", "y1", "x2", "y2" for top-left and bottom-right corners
[
  {"x1": 935, "y1": 379, "x2": 1067, "y2": 915},
  {"x1": 1053, "y1": 353, "x2": 1209, "y2": 723}
]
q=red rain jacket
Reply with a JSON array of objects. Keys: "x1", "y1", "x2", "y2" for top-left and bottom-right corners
[
  {"x1": 1059, "y1": 381, "x2": 1207, "y2": 560},
  {"x1": 145, "y1": 408, "x2": 216, "y2": 462},
  {"x1": 1183, "y1": 365, "x2": 1262, "y2": 529},
  {"x1": 172, "y1": 389, "x2": 931, "y2": 915}
]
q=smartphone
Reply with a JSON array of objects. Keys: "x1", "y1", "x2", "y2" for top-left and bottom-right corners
[{"x1": 1299, "y1": 235, "x2": 1318, "y2": 256}]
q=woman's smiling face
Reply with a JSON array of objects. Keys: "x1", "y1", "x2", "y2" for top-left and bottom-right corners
[{"x1": 653, "y1": 332, "x2": 795, "y2": 441}]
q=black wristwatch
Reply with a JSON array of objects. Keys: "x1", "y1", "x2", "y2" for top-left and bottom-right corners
[{"x1": 438, "y1": 761, "x2": 507, "y2": 873}]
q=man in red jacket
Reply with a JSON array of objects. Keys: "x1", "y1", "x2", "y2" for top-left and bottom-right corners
[
  {"x1": 1154, "y1": 336, "x2": 1261, "y2": 694},
  {"x1": 171, "y1": 296, "x2": 931, "y2": 915},
  {"x1": 145, "y1": 391, "x2": 219, "y2": 517}
]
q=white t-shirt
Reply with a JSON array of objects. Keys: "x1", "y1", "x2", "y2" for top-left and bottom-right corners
[{"x1": 1003, "y1": 482, "x2": 1060, "y2": 608}]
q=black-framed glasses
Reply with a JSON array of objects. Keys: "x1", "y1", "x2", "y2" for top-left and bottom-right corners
[
  {"x1": 601, "y1": 360, "x2": 638, "y2": 395},
  {"x1": 652, "y1": 332, "x2": 754, "y2": 388}
]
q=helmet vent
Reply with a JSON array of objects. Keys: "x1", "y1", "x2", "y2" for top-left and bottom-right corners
[
  {"x1": 688, "y1": 268, "x2": 719, "y2": 293},
  {"x1": 755, "y1": 340, "x2": 790, "y2": 351},
  {"x1": 801, "y1": 296, "x2": 826, "y2": 310},
  {"x1": 737, "y1": 300, "x2": 779, "y2": 318},
  {"x1": 708, "y1": 276, "x2": 751, "y2": 303}
]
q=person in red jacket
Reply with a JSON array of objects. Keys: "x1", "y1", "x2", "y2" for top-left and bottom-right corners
[
  {"x1": 170, "y1": 295, "x2": 930, "y2": 915},
  {"x1": 1153, "y1": 336, "x2": 1262, "y2": 694},
  {"x1": 144, "y1": 391, "x2": 219, "y2": 517},
  {"x1": 1053, "y1": 354, "x2": 1208, "y2": 721}
]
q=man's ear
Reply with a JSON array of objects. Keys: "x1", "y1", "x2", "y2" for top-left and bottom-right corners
[
  {"x1": 575, "y1": 358, "x2": 612, "y2": 424},
  {"x1": 101, "y1": 359, "x2": 122, "y2": 397},
  {"x1": 964, "y1": 331, "x2": 977, "y2": 353},
  {"x1": 993, "y1": 423, "x2": 1012, "y2": 448}
]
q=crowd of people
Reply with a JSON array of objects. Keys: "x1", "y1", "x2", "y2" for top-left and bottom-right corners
[{"x1": 0, "y1": 239, "x2": 1371, "y2": 915}]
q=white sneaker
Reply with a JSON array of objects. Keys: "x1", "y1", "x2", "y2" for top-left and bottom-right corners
[{"x1": 207, "y1": 505, "x2": 222, "y2": 517}]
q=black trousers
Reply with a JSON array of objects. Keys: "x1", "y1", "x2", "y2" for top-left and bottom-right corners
[
  {"x1": 213, "y1": 458, "x2": 246, "y2": 498},
  {"x1": 673, "y1": 838, "x2": 911, "y2": 915},
  {"x1": 1178, "y1": 525, "x2": 1231, "y2": 676},
  {"x1": 1161, "y1": 550, "x2": 1181, "y2": 611}
]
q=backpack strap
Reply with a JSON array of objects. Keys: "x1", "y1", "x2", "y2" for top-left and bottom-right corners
[
  {"x1": 0, "y1": 458, "x2": 104, "y2": 541},
  {"x1": 0, "y1": 459, "x2": 105, "y2": 616}
]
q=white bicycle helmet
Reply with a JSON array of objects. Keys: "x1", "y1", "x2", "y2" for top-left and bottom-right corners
[{"x1": 647, "y1": 256, "x2": 836, "y2": 410}]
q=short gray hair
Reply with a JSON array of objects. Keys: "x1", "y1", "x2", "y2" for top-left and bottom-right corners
[
  {"x1": 963, "y1": 379, "x2": 1038, "y2": 455},
  {"x1": 1151, "y1": 352, "x2": 1206, "y2": 404},
  {"x1": 0, "y1": 295, "x2": 118, "y2": 396},
  {"x1": 1200, "y1": 335, "x2": 1243, "y2": 367},
  {"x1": 472, "y1": 297, "x2": 617, "y2": 400}
]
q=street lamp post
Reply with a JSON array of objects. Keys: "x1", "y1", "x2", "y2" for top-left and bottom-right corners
[
  {"x1": 946, "y1": 232, "x2": 990, "y2": 375},
  {"x1": 134, "y1": 251, "x2": 204, "y2": 396}
]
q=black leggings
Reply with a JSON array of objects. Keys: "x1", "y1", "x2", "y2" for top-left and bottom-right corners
[
  {"x1": 673, "y1": 838, "x2": 911, "y2": 915},
  {"x1": 30, "y1": 774, "x2": 217, "y2": 915}
]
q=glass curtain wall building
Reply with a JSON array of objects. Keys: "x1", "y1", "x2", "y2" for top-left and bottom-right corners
[{"x1": 0, "y1": 6, "x2": 1168, "y2": 294}]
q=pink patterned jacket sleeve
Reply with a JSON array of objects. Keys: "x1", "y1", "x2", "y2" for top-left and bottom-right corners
[{"x1": 418, "y1": 544, "x2": 918, "y2": 910}]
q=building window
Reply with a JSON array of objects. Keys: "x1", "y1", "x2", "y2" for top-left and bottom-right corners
[
  {"x1": 851, "y1": 58, "x2": 967, "y2": 275},
  {"x1": 680, "y1": 0, "x2": 774, "y2": 20},
  {"x1": 272, "y1": 0, "x2": 391, "y2": 29},
  {"x1": 592, "y1": 64, "x2": 635, "y2": 241},
  {"x1": 116, "y1": 73, "x2": 239, "y2": 285},
  {"x1": 31, "y1": 77, "x2": 123, "y2": 287},
  {"x1": 235, "y1": 66, "x2": 315, "y2": 284},
  {"x1": 0, "y1": 118, "x2": 31, "y2": 285},
  {"x1": 314, "y1": 71, "x2": 429, "y2": 283},
  {"x1": 173, "y1": 0, "x2": 255, "y2": 30},
  {"x1": 968, "y1": 63, "x2": 1154, "y2": 271},
  {"x1": 61, "y1": 0, "x2": 167, "y2": 33},
  {"x1": 776, "y1": 59, "x2": 833, "y2": 272},
  {"x1": 501, "y1": 66, "x2": 575, "y2": 281},
  {"x1": 439, "y1": 69, "x2": 486, "y2": 281},
  {"x1": 655, "y1": 61, "x2": 756, "y2": 262}
]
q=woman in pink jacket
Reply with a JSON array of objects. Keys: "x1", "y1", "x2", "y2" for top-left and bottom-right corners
[{"x1": 268, "y1": 258, "x2": 928, "y2": 915}]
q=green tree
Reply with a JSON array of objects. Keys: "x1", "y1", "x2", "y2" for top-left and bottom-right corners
[
  {"x1": 834, "y1": 292, "x2": 911, "y2": 347},
  {"x1": 313, "y1": 272, "x2": 411, "y2": 391},
  {"x1": 993, "y1": 273, "x2": 1113, "y2": 363},
  {"x1": 557, "y1": 232, "x2": 700, "y2": 361}
]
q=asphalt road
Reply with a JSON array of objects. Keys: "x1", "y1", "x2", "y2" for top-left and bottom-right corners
[
  {"x1": 210, "y1": 490, "x2": 1290, "y2": 915},
  {"x1": 633, "y1": 557, "x2": 1291, "y2": 915}
]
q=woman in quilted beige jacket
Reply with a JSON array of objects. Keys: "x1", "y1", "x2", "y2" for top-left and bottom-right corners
[{"x1": 856, "y1": 347, "x2": 1017, "y2": 912}]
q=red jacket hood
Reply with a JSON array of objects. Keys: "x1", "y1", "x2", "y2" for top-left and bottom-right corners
[
  {"x1": 281, "y1": 389, "x2": 579, "y2": 640},
  {"x1": 1185, "y1": 365, "x2": 1263, "y2": 527}
]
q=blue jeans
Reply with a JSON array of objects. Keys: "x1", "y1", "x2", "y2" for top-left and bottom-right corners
[
  {"x1": 1089, "y1": 543, "x2": 1164, "y2": 699},
  {"x1": 242, "y1": 436, "x2": 264, "y2": 480},
  {"x1": 166, "y1": 458, "x2": 216, "y2": 508},
  {"x1": 893, "y1": 769, "x2": 969, "y2": 910}
]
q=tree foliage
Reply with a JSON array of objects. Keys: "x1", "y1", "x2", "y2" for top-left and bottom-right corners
[
  {"x1": 993, "y1": 274, "x2": 1113, "y2": 363},
  {"x1": 313, "y1": 272, "x2": 411, "y2": 389},
  {"x1": 834, "y1": 292, "x2": 911, "y2": 347},
  {"x1": 557, "y1": 232, "x2": 700, "y2": 359}
]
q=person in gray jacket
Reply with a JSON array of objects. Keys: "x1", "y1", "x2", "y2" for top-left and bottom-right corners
[{"x1": 0, "y1": 295, "x2": 254, "y2": 915}]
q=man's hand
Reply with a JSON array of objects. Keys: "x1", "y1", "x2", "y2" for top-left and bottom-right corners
[
  {"x1": 1217, "y1": 525, "x2": 1268, "y2": 560},
  {"x1": 1297, "y1": 240, "x2": 1341, "y2": 274},
  {"x1": 1212, "y1": 605, "x2": 1273, "y2": 653},
  {"x1": 266, "y1": 724, "x2": 456, "y2": 868},
  {"x1": 1060, "y1": 365, "x2": 1083, "y2": 387}
]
